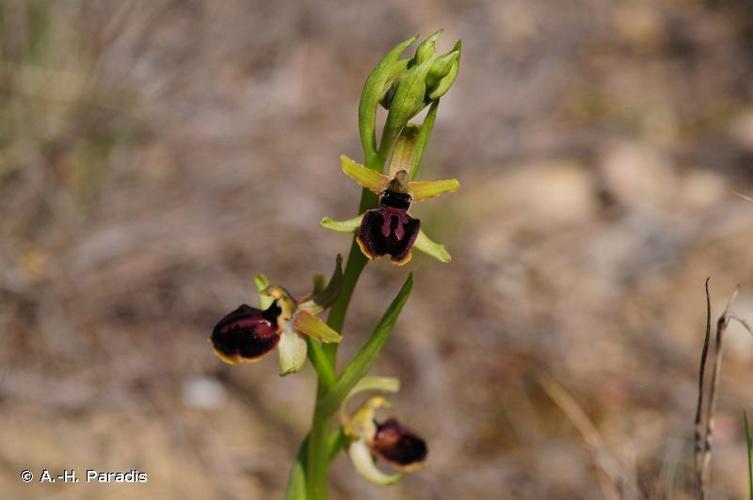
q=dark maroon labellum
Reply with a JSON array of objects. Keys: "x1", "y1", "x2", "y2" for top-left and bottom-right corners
[
  {"x1": 371, "y1": 418, "x2": 428, "y2": 468},
  {"x1": 357, "y1": 190, "x2": 420, "y2": 264},
  {"x1": 211, "y1": 303, "x2": 282, "y2": 363}
]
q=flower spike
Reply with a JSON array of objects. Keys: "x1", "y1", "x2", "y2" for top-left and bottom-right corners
[{"x1": 210, "y1": 258, "x2": 343, "y2": 376}]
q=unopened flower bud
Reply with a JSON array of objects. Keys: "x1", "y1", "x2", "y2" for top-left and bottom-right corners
[
  {"x1": 414, "y1": 29, "x2": 443, "y2": 65},
  {"x1": 381, "y1": 33, "x2": 461, "y2": 135}
]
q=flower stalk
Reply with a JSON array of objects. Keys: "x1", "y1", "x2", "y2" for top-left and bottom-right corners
[{"x1": 210, "y1": 32, "x2": 461, "y2": 500}]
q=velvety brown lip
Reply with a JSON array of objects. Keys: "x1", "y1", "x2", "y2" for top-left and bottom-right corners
[
  {"x1": 370, "y1": 418, "x2": 428, "y2": 468},
  {"x1": 211, "y1": 303, "x2": 281, "y2": 362},
  {"x1": 357, "y1": 205, "x2": 421, "y2": 263}
]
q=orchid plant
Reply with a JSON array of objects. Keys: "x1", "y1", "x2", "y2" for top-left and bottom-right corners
[{"x1": 209, "y1": 31, "x2": 461, "y2": 499}]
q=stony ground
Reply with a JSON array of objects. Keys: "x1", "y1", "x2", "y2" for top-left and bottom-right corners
[{"x1": 2, "y1": 1, "x2": 753, "y2": 498}]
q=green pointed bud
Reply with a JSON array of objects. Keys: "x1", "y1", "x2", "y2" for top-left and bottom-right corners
[
  {"x1": 414, "y1": 29, "x2": 443, "y2": 65},
  {"x1": 427, "y1": 41, "x2": 461, "y2": 100},
  {"x1": 426, "y1": 48, "x2": 460, "y2": 91}
]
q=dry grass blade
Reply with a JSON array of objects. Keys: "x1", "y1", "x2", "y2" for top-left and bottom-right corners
[
  {"x1": 695, "y1": 282, "x2": 745, "y2": 499},
  {"x1": 694, "y1": 278, "x2": 713, "y2": 498},
  {"x1": 538, "y1": 374, "x2": 636, "y2": 500}
]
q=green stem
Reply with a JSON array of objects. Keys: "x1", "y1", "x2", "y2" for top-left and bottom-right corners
[{"x1": 304, "y1": 122, "x2": 399, "y2": 500}]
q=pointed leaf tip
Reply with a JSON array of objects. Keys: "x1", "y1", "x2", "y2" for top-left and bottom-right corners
[
  {"x1": 311, "y1": 254, "x2": 344, "y2": 308},
  {"x1": 316, "y1": 274, "x2": 413, "y2": 417}
]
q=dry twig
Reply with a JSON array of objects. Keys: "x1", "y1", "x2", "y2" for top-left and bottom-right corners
[
  {"x1": 694, "y1": 280, "x2": 749, "y2": 499},
  {"x1": 538, "y1": 374, "x2": 638, "y2": 500}
]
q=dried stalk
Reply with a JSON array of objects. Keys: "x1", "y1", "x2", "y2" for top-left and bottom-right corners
[
  {"x1": 538, "y1": 374, "x2": 637, "y2": 500},
  {"x1": 694, "y1": 278, "x2": 713, "y2": 498},
  {"x1": 694, "y1": 281, "x2": 752, "y2": 499}
]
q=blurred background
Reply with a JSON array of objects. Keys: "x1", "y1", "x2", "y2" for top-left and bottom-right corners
[{"x1": 2, "y1": 0, "x2": 753, "y2": 498}]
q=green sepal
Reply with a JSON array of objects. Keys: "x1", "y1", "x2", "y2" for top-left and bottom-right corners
[
  {"x1": 320, "y1": 214, "x2": 364, "y2": 233},
  {"x1": 359, "y1": 35, "x2": 419, "y2": 160},
  {"x1": 253, "y1": 274, "x2": 274, "y2": 309},
  {"x1": 348, "y1": 439, "x2": 402, "y2": 486},
  {"x1": 316, "y1": 274, "x2": 413, "y2": 418},
  {"x1": 413, "y1": 230, "x2": 451, "y2": 263}
]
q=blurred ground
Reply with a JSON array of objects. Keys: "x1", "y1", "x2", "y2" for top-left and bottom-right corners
[{"x1": 2, "y1": 0, "x2": 753, "y2": 499}]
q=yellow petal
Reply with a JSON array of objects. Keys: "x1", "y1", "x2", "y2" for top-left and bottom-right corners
[
  {"x1": 341, "y1": 155, "x2": 390, "y2": 193},
  {"x1": 406, "y1": 178, "x2": 459, "y2": 201},
  {"x1": 293, "y1": 310, "x2": 342, "y2": 343}
]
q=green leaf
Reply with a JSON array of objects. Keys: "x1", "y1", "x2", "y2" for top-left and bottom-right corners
[
  {"x1": 413, "y1": 230, "x2": 451, "y2": 263},
  {"x1": 359, "y1": 36, "x2": 418, "y2": 161},
  {"x1": 745, "y1": 409, "x2": 753, "y2": 500},
  {"x1": 284, "y1": 438, "x2": 308, "y2": 500},
  {"x1": 254, "y1": 274, "x2": 274, "y2": 309},
  {"x1": 311, "y1": 254, "x2": 343, "y2": 308},
  {"x1": 320, "y1": 214, "x2": 364, "y2": 233},
  {"x1": 316, "y1": 274, "x2": 413, "y2": 417}
]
